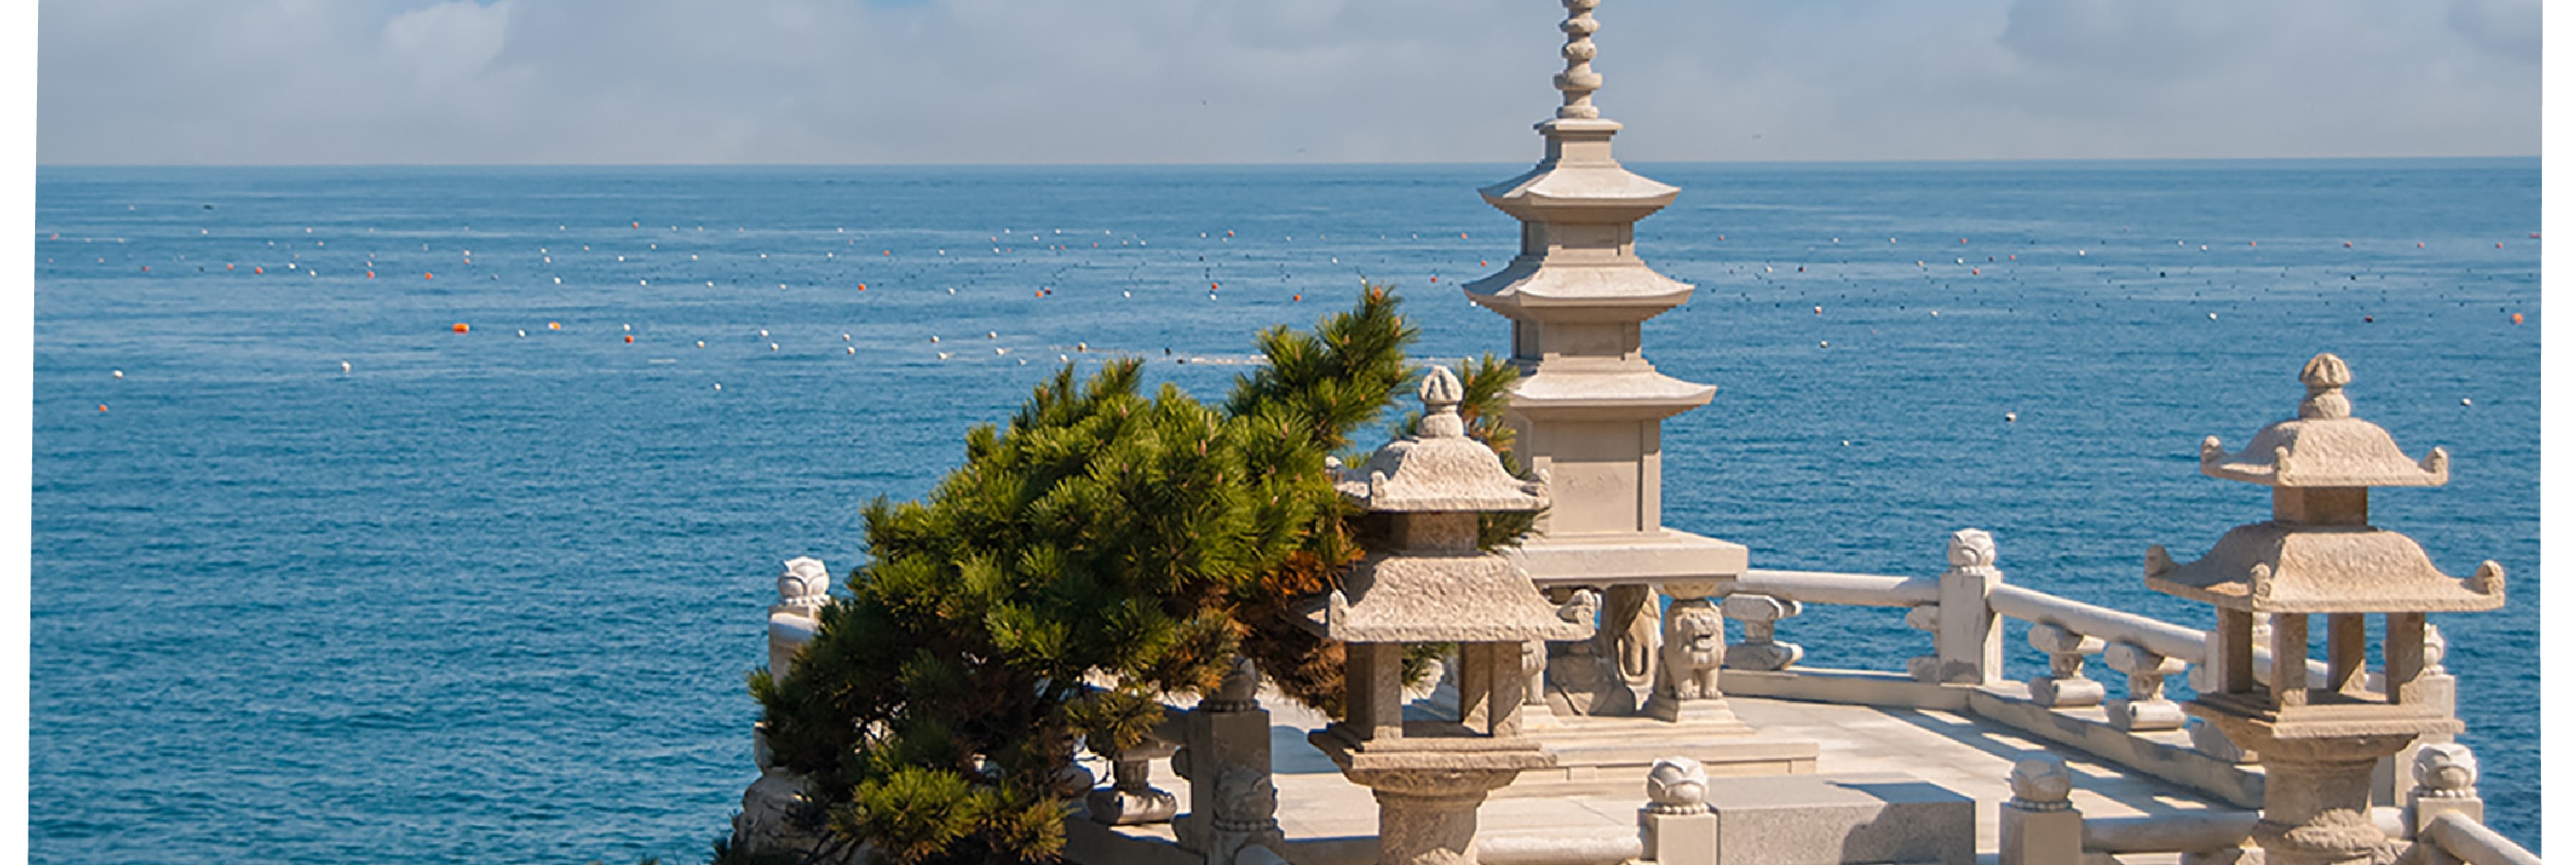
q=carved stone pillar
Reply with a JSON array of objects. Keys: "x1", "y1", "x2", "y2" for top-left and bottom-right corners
[{"x1": 1998, "y1": 755, "x2": 2081, "y2": 865}]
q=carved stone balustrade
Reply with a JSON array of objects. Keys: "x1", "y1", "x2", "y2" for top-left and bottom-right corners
[
  {"x1": 2026, "y1": 622, "x2": 2106, "y2": 708},
  {"x1": 2104, "y1": 641, "x2": 2191, "y2": 732},
  {"x1": 1086, "y1": 737, "x2": 1180, "y2": 826},
  {"x1": 1720, "y1": 594, "x2": 1803, "y2": 672}
]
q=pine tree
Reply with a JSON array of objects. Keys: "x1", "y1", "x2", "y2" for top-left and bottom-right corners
[{"x1": 750, "y1": 287, "x2": 1426, "y2": 864}]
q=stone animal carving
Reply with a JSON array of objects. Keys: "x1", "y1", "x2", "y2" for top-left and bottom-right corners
[{"x1": 1660, "y1": 601, "x2": 1724, "y2": 700}]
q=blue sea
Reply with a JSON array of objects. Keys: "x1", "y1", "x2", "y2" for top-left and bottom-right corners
[{"x1": 31, "y1": 159, "x2": 2540, "y2": 861}]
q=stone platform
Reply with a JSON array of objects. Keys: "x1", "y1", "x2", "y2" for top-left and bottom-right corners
[{"x1": 1080, "y1": 690, "x2": 2238, "y2": 865}]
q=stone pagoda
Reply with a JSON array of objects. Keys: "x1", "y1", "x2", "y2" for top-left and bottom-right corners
[
  {"x1": 1461, "y1": 0, "x2": 1811, "y2": 780},
  {"x1": 2146, "y1": 353, "x2": 2505, "y2": 865},
  {"x1": 1303, "y1": 367, "x2": 1593, "y2": 865}
]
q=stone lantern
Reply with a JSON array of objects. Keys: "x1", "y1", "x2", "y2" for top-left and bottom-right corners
[
  {"x1": 2146, "y1": 353, "x2": 2504, "y2": 865},
  {"x1": 1304, "y1": 366, "x2": 1594, "y2": 865}
]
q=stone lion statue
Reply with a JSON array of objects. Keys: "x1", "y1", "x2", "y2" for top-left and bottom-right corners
[{"x1": 1660, "y1": 601, "x2": 1724, "y2": 700}]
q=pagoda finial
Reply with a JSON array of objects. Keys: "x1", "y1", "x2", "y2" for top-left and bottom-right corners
[
  {"x1": 2298, "y1": 353, "x2": 2353, "y2": 419},
  {"x1": 1554, "y1": 0, "x2": 1603, "y2": 120},
  {"x1": 1418, "y1": 366, "x2": 1466, "y2": 438}
]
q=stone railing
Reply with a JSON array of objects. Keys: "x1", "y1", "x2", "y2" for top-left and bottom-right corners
[
  {"x1": 1708, "y1": 528, "x2": 2466, "y2": 811},
  {"x1": 1996, "y1": 748, "x2": 2536, "y2": 865}
]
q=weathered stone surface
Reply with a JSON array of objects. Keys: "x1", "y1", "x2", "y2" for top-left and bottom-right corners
[{"x1": 1698, "y1": 773, "x2": 1976, "y2": 865}]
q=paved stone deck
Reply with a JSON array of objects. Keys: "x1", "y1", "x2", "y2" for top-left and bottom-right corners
[{"x1": 1095, "y1": 691, "x2": 2238, "y2": 864}]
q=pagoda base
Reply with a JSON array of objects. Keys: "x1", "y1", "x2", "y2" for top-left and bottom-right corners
[{"x1": 1509, "y1": 529, "x2": 1748, "y2": 592}]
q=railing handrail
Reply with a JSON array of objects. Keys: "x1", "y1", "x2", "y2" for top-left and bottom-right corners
[
  {"x1": 1736, "y1": 568, "x2": 1935, "y2": 607},
  {"x1": 2421, "y1": 811, "x2": 2543, "y2": 865},
  {"x1": 1992, "y1": 583, "x2": 2205, "y2": 661},
  {"x1": 2080, "y1": 811, "x2": 2255, "y2": 854}
]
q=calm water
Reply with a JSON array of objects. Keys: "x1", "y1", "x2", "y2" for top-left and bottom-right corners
[{"x1": 31, "y1": 160, "x2": 2540, "y2": 860}]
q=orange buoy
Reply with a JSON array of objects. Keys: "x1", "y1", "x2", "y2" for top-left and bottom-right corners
[
  {"x1": 1212, "y1": 282, "x2": 1220, "y2": 290},
  {"x1": 857, "y1": 284, "x2": 866, "y2": 291},
  {"x1": 2511, "y1": 313, "x2": 2523, "y2": 324},
  {"x1": 139, "y1": 266, "x2": 149, "y2": 272},
  {"x1": 1430, "y1": 276, "x2": 1437, "y2": 283},
  {"x1": 1460, "y1": 232, "x2": 1468, "y2": 239},
  {"x1": 424, "y1": 272, "x2": 434, "y2": 280},
  {"x1": 548, "y1": 322, "x2": 561, "y2": 330},
  {"x1": 253, "y1": 266, "x2": 264, "y2": 274},
  {"x1": 98, "y1": 405, "x2": 107, "y2": 413},
  {"x1": 624, "y1": 335, "x2": 635, "y2": 343},
  {"x1": 452, "y1": 322, "x2": 470, "y2": 333},
  {"x1": 227, "y1": 264, "x2": 234, "y2": 270},
  {"x1": 1292, "y1": 294, "x2": 1303, "y2": 302}
]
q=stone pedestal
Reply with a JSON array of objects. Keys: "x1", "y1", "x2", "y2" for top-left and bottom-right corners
[
  {"x1": 1308, "y1": 725, "x2": 1553, "y2": 865},
  {"x1": 2215, "y1": 729, "x2": 2418, "y2": 865}
]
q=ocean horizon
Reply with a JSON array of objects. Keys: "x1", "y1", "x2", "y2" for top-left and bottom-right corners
[{"x1": 31, "y1": 156, "x2": 2539, "y2": 861}]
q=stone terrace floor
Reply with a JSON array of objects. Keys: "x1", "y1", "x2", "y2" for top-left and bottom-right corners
[{"x1": 1100, "y1": 691, "x2": 2234, "y2": 865}]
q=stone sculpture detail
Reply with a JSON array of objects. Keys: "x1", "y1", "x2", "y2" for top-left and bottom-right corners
[
  {"x1": 1554, "y1": 0, "x2": 1603, "y2": 120},
  {"x1": 1642, "y1": 757, "x2": 1710, "y2": 814},
  {"x1": 2006, "y1": 755, "x2": 2075, "y2": 812},
  {"x1": 1659, "y1": 599, "x2": 1724, "y2": 700}
]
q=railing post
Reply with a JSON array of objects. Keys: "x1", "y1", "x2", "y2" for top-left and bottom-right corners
[
  {"x1": 2103, "y1": 642, "x2": 2190, "y2": 731},
  {"x1": 769, "y1": 557, "x2": 830, "y2": 677},
  {"x1": 2405, "y1": 743, "x2": 2482, "y2": 846},
  {"x1": 1639, "y1": 757, "x2": 1716, "y2": 865},
  {"x1": 1720, "y1": 594, "x2": 1804, "y2": 672},
  {"x1": 1173, "y1": 656, "x2": 1284, "y2": 864},
  {"x1": 1932, "y1": 529, "x2": 2004, "y2": 685},
  {"x1": 2026, "y1": 622, "x2": 2106, "y2": 708},
  {"x1": 1998, "y1": 755, "x2": 2082, "y2": 865}
]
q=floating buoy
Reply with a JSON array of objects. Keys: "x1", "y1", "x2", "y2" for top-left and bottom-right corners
[
  {"x1": 1930, "y1": 310, "x2": 1938, "y2": 317},
  {"x1": 2209, "y1": 313, "x2": 2218, "y2": 320},
  {"x1": 2418, "y1": 242, "x2": 2425, "y2": 248},
  {"x1": 2006, "y1": 412, "x2": 2018, "y2": 423},
  {"x1": 2364, "y1": 316, "x2": 2375, "y2": 323},
  {"x1": 453, "y1": 322, "x2": 470, "y2": 333},
  {"x1": 2344, "y1": 241, "x2": 2353, "y2": 248},
  {"x1": 931, "y1": 336, "x2": 940, "y2": 343},
  {"x1": 756, "y1": 329, "x2": 767, "y2": 338},
  {"x1": 2497, "y1": 242, "x2": 2505, "y2": 248},
  {"x1": 2462, "y1": 398, "x2": 2474, "y2": 407},
  {"x1": 2511, "y1": 313, "x2": 2523, "y2": 324},
  {"x1": 553, "y1": 277, "x2": 562, "y2": 285},
  {"x1": 253, "y1": 267, "x2": 263, "y2": 274},
  {"x1": 1814, "y1": 306, "x2": 1823, "y2": 315},
  {"x1": 625, "y1": 335, "x2": 636, "y2": 343},
  {"x1": 857, "y1": 284, "x2": 866, "y2": 291},
  {"x1": 112, "y1": 370, "x2": 122, "y2": 378},
  {"x1": 423, "y1": 272, "x2": 434, "y2": 280},
  {"x1": 341, "y1": 361, "x2": 350, "y2": 373},
  {"x1": 848, "y1": 347, "x2": 857, "y2": 355},
  {"x1": 987, "y1": 331, "x2": 997, "y2": 339},
  {"x1": 518, "y1": 330, "x2": 527, "y2": 337},
  {"x1": 713, "y1": 383, "x2": 721, "y2": 391},
  {"x1": 1460, "y1": 232, "x2": 1468, "y2": 239},
  {"x1": 97, "y1": 405, "x2": 106, "y2": 413},
  {"x1": 1819, "y1": 340, "x2": 1828, "y2": 348},
  {"x1": 770, "y1": 343, "x2": 780, "y2": 352},
  {"x1": 1211, "y1": 282, "x2": 1219, "y2": 290},
  {"x1": 548, "y1": 322, "x2": 561, "y2": 330},
  {"x1": 1292, "y1": 294, "x2": 1302, "y2": 302},
  {"x1": 366, "y1": 270, "x2": 375, "y2": 279},
  {"x1": 696, "y1": 340, "x2": 706, "y2": 348}
]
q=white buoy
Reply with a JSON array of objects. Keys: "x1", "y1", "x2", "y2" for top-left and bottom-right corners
[
  {"x1": 1820, "y1": 340, "x2": 1829, "y2": 348},
  {"x1": 111, "y1": 370, "x2": 122, "y2": 378},
  {"x1": 2006, "y1": 412, "x2": 2018, "y2": 423},
  {"x1": 987, "y1": 331, "x2": 997, "y2": 339},
  {"x1": 948, "y1": 287, "x2": 956, "y2": 295},
  {"x1": 842, "y1": 334, "x2": 851, "y2": 341},
  {"x1": 1122, "y1": 291, "x2": 1132, "y2": 298},
  {"x1": 848, "y1": 347, "x2": 857, "y2": 355},
  {"x1": 759, "y1": 329, "x2": 769, "y2": 338},
  {"x1": 937, "y1": 352, "x2": 951, "y2": 359},
  {"x1": 2209, "y1": 312, "x2": 2218, "y2": 320},
  {"x1": 930, "y1": 335, "x2": 940, "y2": 343},
  {"x1": 696, "y1": 340, "x2": 706, "y2": 348},
  {"x1": 553, "y1": 277, "x2": 562, "y2": 285},
  {"x1": 2462, "y1": 397, "x2": 2474, "y2": 407},
  {"x1": 518, "y1": 330, "x2": 527, "y2": 338},
  {"x1": 770, "y1": 342, "x2": 780, "y2": 352},
  {"x1": 624, "y1": 323, "x2": 633, "y2": 332},
  {"x1": 342, "y1": 361, "x2": 351, "y2": 373},
  {"x1": 713, "y1": 383, "x2": 722, "y2": 391}
]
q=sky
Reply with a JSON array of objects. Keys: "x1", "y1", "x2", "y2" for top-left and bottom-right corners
[{"x1": 33, "y1": 0, "x2": 2545, "y2": 165}]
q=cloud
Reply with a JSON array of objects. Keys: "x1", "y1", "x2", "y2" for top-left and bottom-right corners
[{"x1": 35, "y1": 0, "x2": 2539, "y2": 164}]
